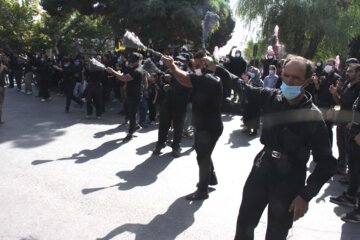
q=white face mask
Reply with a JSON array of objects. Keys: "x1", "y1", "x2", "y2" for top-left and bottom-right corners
[
  {"x1": 268, "y1": 55, "x2": 273, "y2": 59},
  {"x1": 269, "y1": 70, "x2": 275, "y2": 75},
  {"x1": 324, "y1": 65, "x2": 333, "y2": 73},
  {"x1": 316, "y1": 63, "x2": 321, "y2": 67},
  {"x1": 159, "y1": 60, "x2": 163, "y2": 66},
  {"x1": 194, "y1": 68, "x2": 202, "y2": 76},
  {"x1": 235, "y1": 53, "x2": 241, "y2": 58}
]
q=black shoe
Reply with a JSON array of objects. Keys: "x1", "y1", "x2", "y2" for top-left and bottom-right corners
[
  {"x1": 171, "y1": 148, "x2": 181, "y2": 158},
  {"x1": 139, "y1": 122, "x2": 149, "y2": 128},
  {"x1": 153, "y1": 143, "x2": 166, "y2": 155},
  {"x1": 134, "y1": 124, "x2": 141, "y2": 131},
  {"x1": 341, "y1": 210, "x2": 360, "y2": 223},
  {"x1": 330, "y1": 193, "x2": 356, "y2": 208},
  {"x1": 153, "y1": 146, "x2": 162, "y2": 155},
  {"x1": 185, "y1": 190, "x2": 209, "y2": 201},
  {"x1": 123, "y1": 134, "x2": 133, "y2": 142}
]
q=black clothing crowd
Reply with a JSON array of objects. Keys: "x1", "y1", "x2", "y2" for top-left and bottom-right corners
[{"x1": 1, "y1": 46, "x2": 360, "y2": 240}]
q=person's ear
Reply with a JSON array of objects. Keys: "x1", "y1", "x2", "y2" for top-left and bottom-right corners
[{"x1": 302, "y1": 78, "x2": 311, "y2": 90}]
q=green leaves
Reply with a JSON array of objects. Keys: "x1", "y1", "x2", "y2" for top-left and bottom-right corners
[
  {"x1": 41, "y1": 0, "x2": 235, "y2": 51},
  {"x1": 236, "y1": 0, "x2": 360, "y2": 59}
]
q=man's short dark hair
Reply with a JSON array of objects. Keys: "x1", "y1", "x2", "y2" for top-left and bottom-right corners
[
  {"x1": 194, "y1": 50, "x2": 206, "y2": 59},
  {"x1": 284, "y1": 55, "x2": 314, "y2": 80}
]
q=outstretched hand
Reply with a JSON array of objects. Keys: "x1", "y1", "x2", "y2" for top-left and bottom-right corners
[
  {"x1": 106, "y1": 67, "x2": 115, "y2": 74},
  {"x1": 161, "y1": 55, "x2": 175, "y2": 68},
  {"x1": 289, "y1": 195, "x2": 308, "y2": 221}
]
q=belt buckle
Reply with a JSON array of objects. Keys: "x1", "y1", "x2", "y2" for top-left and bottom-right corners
[{"x1": 271, "y1": 151, "x2": 281, "y2": 159}]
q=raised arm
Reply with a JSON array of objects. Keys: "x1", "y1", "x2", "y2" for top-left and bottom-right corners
[
  {"x1": 161, "y1": 55, "x2": 192, "y2": 88},
  {"x1": 106, "y1": 67, "x2": 133, "y2": 82}
]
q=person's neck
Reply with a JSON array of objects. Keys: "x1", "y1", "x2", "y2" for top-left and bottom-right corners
[
  {"x1": 349, "y1": 79, "x2": 360, "y2": 86},
  {"x1": 287, "y1": 91, "x2": 305, "y2": 106}
]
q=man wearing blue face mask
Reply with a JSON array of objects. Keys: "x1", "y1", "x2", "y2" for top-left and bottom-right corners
[{"x1": 234, "y1": 55, "x2": 336, "y2": 240}]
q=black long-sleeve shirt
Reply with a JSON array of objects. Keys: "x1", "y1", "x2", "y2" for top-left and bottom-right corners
[{"x1": 239, "y1": 81, "x2": 336, "y2": 202}]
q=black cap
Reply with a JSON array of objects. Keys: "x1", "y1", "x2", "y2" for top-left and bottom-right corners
[{"x1": 128, "y1": 52, "x2": 142, "y2": 63}]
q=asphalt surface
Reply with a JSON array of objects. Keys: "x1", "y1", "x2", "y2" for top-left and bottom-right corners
[{"x1": 1, "y1": 86, "x2": 360, "y2": 240}]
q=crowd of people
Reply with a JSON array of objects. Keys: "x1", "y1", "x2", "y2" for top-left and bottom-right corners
[{"x1": 1, "y1": 45, "x2": 360, "y2": 239}]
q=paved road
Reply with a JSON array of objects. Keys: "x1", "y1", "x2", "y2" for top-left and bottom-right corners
[{"x1": 0, "y1": 87, "x2": 359, "y2": 240}]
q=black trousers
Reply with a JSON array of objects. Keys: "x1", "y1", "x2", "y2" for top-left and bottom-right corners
[
  {"x1": 147, "y1": 97, "x2": 157, "y2": 122},
  {"x1": 156, "y1": 105, "x2": 186, "y2": 150},
  {"x1": 14, "y1": 69, "x2": 22, "y2": 90},
  {"x1": 195, "y1": 127, "x2": 223, "y2": 192},
  {"x1": 64, "y1": 82, "x2": 82, "y2": 111},
  {"x1": 235, "y1": 150, "x2": 305, "y2": 240},
  {"x1": 38, "y1": 74, "x2": 50, "y2": 99},
  {"x1": 325, "y1": 120, "x2": 334, "y2": 147},
  {"x1": 347, "y1": 138, "x2": 360, "y2": 197},
  {"x1": 86, "y1": 83, "x2": 102, "y2": 117},
  {"x1": 127, "y1": 97, "x2": 140, "y2": 134},
  {"x1": 336, "y1": 124, "x2": 349, "y2": 172}
]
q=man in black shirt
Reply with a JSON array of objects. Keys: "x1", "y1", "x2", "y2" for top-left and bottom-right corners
[
  {"x1": 340, "y1": 92, "x2": 360, "y2": 223},
  {"x1": 107, "y1": 52, "x2": 143, "y2": 141},
  {"x1": 314, "y1": 58, "x2": 342, "y2": 146},
  {"x1": 162, "y1": 52, "x2": 223, "y2": 201},
  {"x1": 234, "y1": 55, "x2": 336, "y2": 240},
  {"x1": 329, "y1": 63, "x2": 360, "y2": 175},
  {"x1": 330, "y1": 64, "x2": 360, "y2": 210}
]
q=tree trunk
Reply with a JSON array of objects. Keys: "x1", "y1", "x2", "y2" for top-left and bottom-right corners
[
  {"x1": 292, "y1": 30, "x2": 305, "y2": 55},
  {"x1": 304, "y1": 32, "x2": 324, "y2": 59}
]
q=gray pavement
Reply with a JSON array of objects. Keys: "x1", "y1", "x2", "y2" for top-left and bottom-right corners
[{"x1": 0, "y1": 86, "x2": 359, "y2": 240}]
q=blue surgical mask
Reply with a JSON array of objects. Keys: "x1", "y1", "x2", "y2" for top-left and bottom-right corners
[
  {"x1": 280, "y1": 82, "x2": 302, "y2": 100},
  {"x1": 247, "y1": 71, "x2": 255, "y2": 78}
]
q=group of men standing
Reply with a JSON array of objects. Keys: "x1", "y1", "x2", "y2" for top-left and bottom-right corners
[{"x1": 2, "y1": 45, "x2": 360, "y2": 239}]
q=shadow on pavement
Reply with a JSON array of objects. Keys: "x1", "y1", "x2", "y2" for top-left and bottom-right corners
[
  {"x1": 315, "y1": 176, "x2": 344, "y2": 203},
  {"x1": 93, "y1": 125, "x2": 126, "y2": 139},
  {"x1": 227, "y1": 129, "x2": 258, "y2": 148},
  {"x1": 136, "y1": 141, "x2": 157, "y2": 155},
  {"x1": 340, "y1": 222, "x2": 360, "y2": 240},
  {"x1": 96, "y1": 196, "x2": 203, "y2": 240},
  {"x1": 0, "y1": 90, "x2": 124, "y2": 148},
  {"x1": 82, "y1": 154, "x2": 174, "y2": 194},
  {"x1": 32, "y1": 138, "x2": 125, "y2": 165}
]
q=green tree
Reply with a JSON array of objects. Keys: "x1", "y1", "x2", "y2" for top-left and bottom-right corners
[
  {"x1": 235, "y1": 0, "x2": 360, "y2": 59},
  {"x1": 0, "y1": 0, "x2": 41, "y2": 52},
  {"x1": 39, "y1": 12, "x2": 114, "y2": 55},
  {"x1": 41, "y1": 0, "x2": 235, "y2": 51}
]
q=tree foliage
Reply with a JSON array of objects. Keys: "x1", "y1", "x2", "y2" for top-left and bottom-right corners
[
  {"x1": 0, "y1": 0, "x2": 41, "y2": 52},
  {"x1": 41, "y1": 0, "x2": 235, "y2": 51},
  {"x1": 236, "y1": 0, "x2": 360, "y2": 60}
]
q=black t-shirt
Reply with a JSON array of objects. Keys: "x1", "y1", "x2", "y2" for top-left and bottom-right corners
[
  {"x1": 189, "y1": 73, "x2": 223, "y2": 129},
  {"x1": 340, "y1": 81, "x2": 360, "y2": 110},
  {"x1": 124, "y1": 66, "x2": 143, "y2": 99},
  {"x1": 317, "y1": 73, "x2": 342, "y2": 108},
  {"x1": 350, "y1": 97, "x2": 360, "y2": 136}
]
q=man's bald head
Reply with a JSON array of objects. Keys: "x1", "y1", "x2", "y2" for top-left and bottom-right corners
[{"x1": 284, "y1": 55, "x2": 314, "y2": 81}]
